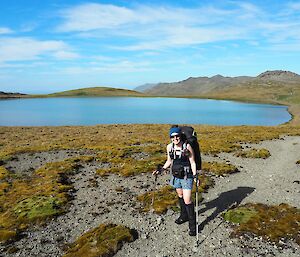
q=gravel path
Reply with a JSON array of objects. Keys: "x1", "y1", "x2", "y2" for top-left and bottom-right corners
[{"x1": 1, "y1": 136, "x2": 300, "y2": 257}]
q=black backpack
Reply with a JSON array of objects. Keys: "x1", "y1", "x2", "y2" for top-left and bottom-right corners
[{"x1": 179, "y1": 126, "x2": 202, "y2": 170}]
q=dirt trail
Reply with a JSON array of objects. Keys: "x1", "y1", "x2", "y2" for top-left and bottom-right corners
[{"x1": 1, "y1": 136, "x2": 300, "y2": 257}]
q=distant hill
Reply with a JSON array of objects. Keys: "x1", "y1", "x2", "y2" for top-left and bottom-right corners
[
  {"x1": 142, "y1": 75, "x2": 255, "y2": 95},
  {"x1": 134, "y1": 83, "x2": 158, "y2": 92},
  {"x1": 0, "y1": 91, "x2": 27, "y2": 98},
  {"x1": 47, "y1": 87, "x2": 144, "y2": 97},
  {"x1": 140, "y1": 70, "x2": 299, "y2": 103},
  {"x1": 142, "y1": 70, "x2": 300, "y2": 97}
]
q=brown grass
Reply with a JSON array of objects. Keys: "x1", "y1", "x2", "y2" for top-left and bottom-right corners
[
  {"x1": 234, "y1": 148, "x2": 271, "y2": 159},
  {"x1": 0, "y1": 166, "x2": 9, "y2": 180},
  {"x1": 63, "y1": 223, "x2": 136, "y2": 257},
  {"x1": 202, "y1": 161, "x2": 239, "y2": 176},
  {"x1": 1, "y1": 125, "x2": 300, "y2": 161}
]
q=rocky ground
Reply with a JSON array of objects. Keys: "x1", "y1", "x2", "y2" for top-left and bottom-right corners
[{"x1": 1, "y1": 136, "x2": 300, "y2": 257}]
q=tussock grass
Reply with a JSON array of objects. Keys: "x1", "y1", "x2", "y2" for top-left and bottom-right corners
[
  {"x1": 137, "y1": 174, "x2": 214, "y2": 214},
  {"x1": 0, "y1": 166, "x2": 9, "y2": 180},
  {"x1": 1, "y1": 125, "x2": 300, "y2": 162},
  {"x1": 137, "y1": 185, "x2": 177, "y2": 214},
  {"x1": 63, "y1": 223, "x2": 136, "y2": 257},
  {"x1": 224, "y1": 203, "x2": 300, "y2": 245},
  {"x1": 234, "y1": 148, "x2": 271, "y2": 159},
  {"x1": 0, "y1": 125, "x2": 299, "y2": 179},
  {"x1": 202, "y1": 161, "x2": 239, "y2": 176}
]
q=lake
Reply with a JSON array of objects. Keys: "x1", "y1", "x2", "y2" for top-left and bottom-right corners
[{"x1": 0, "y1": 97, "x2": 291, "y2": 126}]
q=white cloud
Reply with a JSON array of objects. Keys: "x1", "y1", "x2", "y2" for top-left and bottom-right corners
[
  {"x1": 52, "y1": 50, "x2": 79, "y2": 59},
  {"x1": 57, "y1": 3, "x2": 234, "y2": 33},
  {"x1": 58, "y1": 3, "x2": 136, "y2": 31},
  {"x1": 0, "y1": 37, "x2": 78, "y2": 63},
  {"x1": 55, "y1": 3, "x2": 263, "y2": 50},
  {"x1": 61, "y1": 60, "x2": 153, "y2": 75},
  {"x1": 286, "y1": 2, "x2": 300, "y2": 11},
  {"x1": 0, "y1": 27, "x2": 14, "y2": 34}
]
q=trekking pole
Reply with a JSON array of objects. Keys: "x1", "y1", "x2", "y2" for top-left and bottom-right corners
[
  {"x1": 195, "y1": 173, "x2": 199, "y2": 246},
  {"x1": 151, "y1": 173, "x2": 158, "y2": 207},
  {"x1": 151, "y1": 164, "x2": 161, "y2": 207}
]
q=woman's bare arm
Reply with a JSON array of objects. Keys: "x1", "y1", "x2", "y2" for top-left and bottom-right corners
[{"x1": 187, "y1": 144, "x2": 197, "y2": 176}]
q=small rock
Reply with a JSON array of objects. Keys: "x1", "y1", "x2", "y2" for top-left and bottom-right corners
[
  {"x1": 156, "y1": 217, "x2": 163, "y2": 226},
  {"x1": 141, "y1": 232, "x2": 148, "y2": 239}
]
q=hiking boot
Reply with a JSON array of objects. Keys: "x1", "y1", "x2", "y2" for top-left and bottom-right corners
[
  {"x1": 186, "y1": 203, "x2": 196, "y2": 236},
  {"x1": 175, "y1": 197, "x2": 188, "y2": 224}
]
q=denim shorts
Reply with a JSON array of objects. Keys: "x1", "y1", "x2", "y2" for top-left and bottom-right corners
[{"x1": 169, "y1": 175, "x2": 193, "y2": 190}]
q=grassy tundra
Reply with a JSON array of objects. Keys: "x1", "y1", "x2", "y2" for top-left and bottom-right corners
[{"x1": 1, "y1": 124, "x2": 300, "y2": 251}]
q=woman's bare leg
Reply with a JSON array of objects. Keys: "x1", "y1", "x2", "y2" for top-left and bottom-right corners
[
  {"x1": 182, "y1": 189, "x2": 192, "y2": 204},
  {"x1": 176, "y1": 188, "x2": 183, "y2": 198}
]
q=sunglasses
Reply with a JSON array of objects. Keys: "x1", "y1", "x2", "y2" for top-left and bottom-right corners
[{"x1": 170, "y1": 135, "x2": 181, "y2": 139}]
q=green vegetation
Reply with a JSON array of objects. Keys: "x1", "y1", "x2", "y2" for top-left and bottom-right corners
[
  {"x1": 296, "y1": 160, "x2": 300, "y2": 164},
  {"x1": 1, "y1": 125, "x2": 300, "y2": 162},
  {"x1": 13, "y1": 196, "x2": 63, "y2": 220},
  {"x1": 96, "y1": 144, "x2": 165, "y2": 177},
  {"x1": 224, "y1": 203, "x2": 300, "y2": 245},
  {"x1": 202, "y1": 161, "x2": 239, "y2": 176},
  {"x1": 234, "y1": 148, "x2": 271, "y2": 159},
  {"x1": 224, "y1": 207, "x2": 257, "y2": 224},
  {"x1": 0, "y1": 125, "x2": 299, "y2": 178},
  {"x1": 46, "y1": 86, "x2": 144, "y2": 97},
  {"x1": 63, "y1": 223, "x2": 136, "y2": 257}
]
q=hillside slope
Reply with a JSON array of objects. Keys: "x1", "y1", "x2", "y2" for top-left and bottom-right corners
[
  {"x1": 48, "y1": 87, "x2": 144, "y2": 97},
  {"x1": 143, "y1": 70, "x2": 300, "y2": 97}
]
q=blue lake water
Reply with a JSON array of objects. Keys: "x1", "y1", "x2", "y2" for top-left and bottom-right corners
[{"x1": 0, "y1": 97, "x2": 291, "y2": 126}]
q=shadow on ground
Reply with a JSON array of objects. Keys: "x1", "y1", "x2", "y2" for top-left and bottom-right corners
[{"x1": 198, "y1": 186, "x2": 255, "y2": 231}]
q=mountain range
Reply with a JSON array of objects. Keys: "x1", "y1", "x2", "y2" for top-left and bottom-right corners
[{"x1": 134, "y1": 70, "x2": 300, "y2": 98}]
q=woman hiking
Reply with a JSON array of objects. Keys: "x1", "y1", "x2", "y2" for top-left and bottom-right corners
[{"x1": 154, "y1": 126, "x2": 198, "y2": 236}]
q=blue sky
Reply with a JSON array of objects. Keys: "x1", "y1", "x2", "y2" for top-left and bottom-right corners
[{"x1": 1, "y1": 0, "x2": 300, "y2": 93}]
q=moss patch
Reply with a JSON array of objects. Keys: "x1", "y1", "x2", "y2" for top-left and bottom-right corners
[
  {"x1": 224, "y1": 203, "x2": 300, "y2": 245},
  {"x1": 63, "y1": 223, "x2": 136, "y2": 257},
  {"x1": 202, "y1": 161, "x2": 239, "y2": 176},
  {"x1": 223, "y1": 207, "x2": 258, "y2": 224},
  {"x1": 13, "y1": 195, "x2": 63, "y2": 221},
  {"x1": 235, "y1": 148, "x2": 271, "y2": 159}
]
